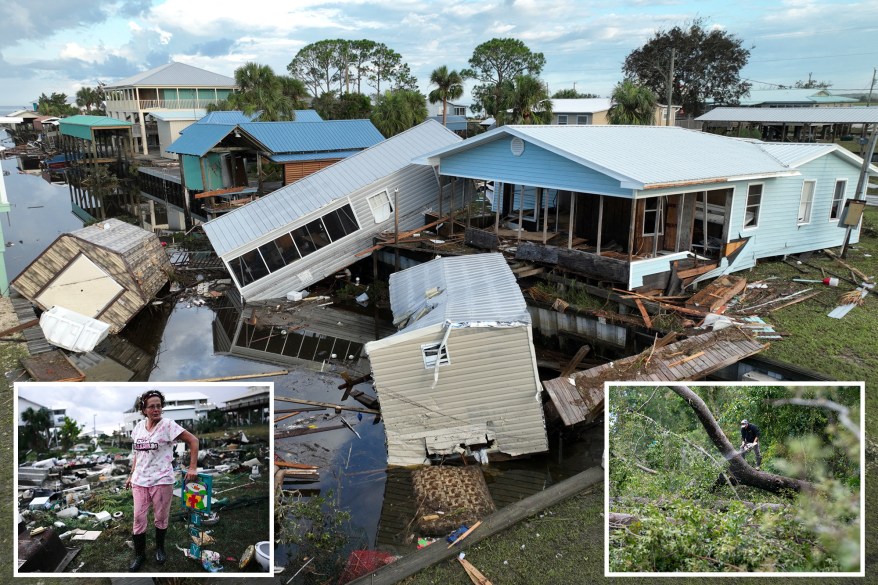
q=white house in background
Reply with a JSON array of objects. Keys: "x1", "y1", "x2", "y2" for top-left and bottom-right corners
[
  {"x1": 426, "y1": 100, "x2": 472, "y2": 119},
  {"x1": 18, "y1": 395, "x2": 67, "y2": 446},
  {"x1": 365, "y1": 253, "x2": 549, "y2": 466},
  {"x1": 122, "y1": 391, "x2": 215, "y2": 435},
  {"x1": 550, "y1": 98, "x2": 679, "y2": 126},
  {"x1": 148, "y1": 109, "x2": 206, "y2": 159}
]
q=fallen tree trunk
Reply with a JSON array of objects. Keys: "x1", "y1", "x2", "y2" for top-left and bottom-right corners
[
  {"x1": 610, "y1": 496, "x2": 789, "y2": 513},
  {"x1": 668, "y1": 385, "x2": 814, "y2": 495},
  {"x1": 608, "y1": 512, "x2": 639, "y2": 528}
]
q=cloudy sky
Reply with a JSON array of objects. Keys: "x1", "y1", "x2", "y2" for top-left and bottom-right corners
[
  {"x1": 1, "y1": 0, "x2": 876, "y2": 107},
  {"x1": 17, "y1": 382, "x2": 268, "y2": 435}
]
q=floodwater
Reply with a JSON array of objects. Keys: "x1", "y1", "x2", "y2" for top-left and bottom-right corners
[{"x1": 1, "y1": 157, "x2": 83, "y2": 286}]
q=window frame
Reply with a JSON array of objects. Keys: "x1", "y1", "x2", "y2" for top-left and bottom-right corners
[
  {"x1": 830, "y1": 179, "x2": 847, "y2": 221},
  {"x1": 797, "y1": 179, "x2": 816, "y2": 225},
  {"x1": 642, "y1": 197, "x2": 665, "y2": 237},
  {"x1": 367, "y1": 190, "x2": 393, "y2": 223},
  {"x1": 557, "y1": 114, "x2": 568, "y2": 125},
  {"x1": 576, "y1": 115, "x2": 589, "y2": 125},
  {"x1": 743, "y1": 183, "x2": 763, "y2": 230},
  {"x1": 421, "y1": 342, "x2": 450, "y2": 369}
]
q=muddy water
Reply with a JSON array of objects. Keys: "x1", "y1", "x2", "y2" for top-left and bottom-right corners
[{"x1": 1, "y1": 158, "x2": 84, "y2": 283}]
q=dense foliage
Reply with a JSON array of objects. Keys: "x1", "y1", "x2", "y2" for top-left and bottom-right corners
[
  {"x1": 622, "y1": 18, "x2": 751, "y2": 117},
  {"x1": 463, "y1": 38, "x2": 545, "y2": 123},
  {"x1": 609, "y1": 385, "x2": 861, "y2": 573}
]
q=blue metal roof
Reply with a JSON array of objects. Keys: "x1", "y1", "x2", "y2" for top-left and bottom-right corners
[
  {"x1": 268, "y1": 150, "x2": 362, "y2": 163},
  {"x1": 291, "y1": 110, "x2": 323, "y2": 122},
  {"x1": 196, "y1": 111, "x2": 259, "y2": 125},
  {"x1": 165, "y1": 124, "x2": 236, "y2": 156},
  {"x1": 427, "y1": 115, "x2": 468, "y2": 132},
  {"x1": 239, "y1": 120, "x2": 383, "y2": 155}
]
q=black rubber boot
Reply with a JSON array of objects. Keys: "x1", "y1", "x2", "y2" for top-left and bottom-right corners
[
  {"x1": 155, "y1": 527, "x2": 167, "y2": 564},
  {"x1": 129, "y1": 533, "x2": 147, "y2": 571}
]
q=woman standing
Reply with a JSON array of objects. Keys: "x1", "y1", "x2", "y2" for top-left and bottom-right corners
[{"x1": 125, "y1": 389, "x2": 199, "y2": 571}]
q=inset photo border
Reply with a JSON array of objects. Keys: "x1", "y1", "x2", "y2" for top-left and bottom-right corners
[
  {"x1": 605, "y1": 381, "x2": 864, "y2": 578},
  {"x1": 14, "y1": 381, "x2": 274, "y2": 578}
]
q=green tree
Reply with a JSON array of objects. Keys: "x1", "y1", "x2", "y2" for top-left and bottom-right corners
[
  {"x1": 20, "y1": 407, "x2": 52, "y2": 452},
  {"x1": 428, "y1": 66, "x2": 466, "y2": 127},
  {"x1": 75, "y1": 86, "x2": 105, "y2": 114},
  {"x1": 622, "y1": 18, "x2": 751, "y2": 117},
  {"x1": 37, "y1": 92, "x2": 78, "y2": 117},
  {"x1": 371, "y1": 89, "x2": 427, "y2": 137},
  {"x1": 58, "y1": 416, "x2": 84, "y2": 451},
  {"x1": 215, "y1": 62, "x2": 299, "y2": 121},
  {"x1": 552, "y1": 88, "x2": 600, "y2": 99},
  {"x1": 608, "y1": 79, "x2": 657, "y2": 125},
  {"x1": 312, "y1": 91, "x2": 372, "y2": 120},
  {"x1": 507, "y1": 74, "x2": 552, "y2": 124},
  {"x1": 463, "y1": 38, "x2": 545, "y2": 124}
]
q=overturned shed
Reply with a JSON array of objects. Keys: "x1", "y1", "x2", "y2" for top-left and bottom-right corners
[
  {"x1": 11, "y1": 219, "x2": 171, "y2": 334},
  {"x1": 202, "y1": 120, "x2": 462, "y2": 302},
  {"x1": 365, "y1": 253, "x2": 549, "y2": 466}
]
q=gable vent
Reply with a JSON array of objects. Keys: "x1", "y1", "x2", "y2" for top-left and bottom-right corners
[{"x1": 510, "y1": 137, "x2": 525, "y2": 156}]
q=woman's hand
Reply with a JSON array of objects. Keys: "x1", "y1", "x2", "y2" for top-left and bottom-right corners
[
  {"x1": 185, "y1": 467, "x2": 199, "y2": 482},
  {"x1": 125, "y1": 476, "x2": 132, "y2": 489}
]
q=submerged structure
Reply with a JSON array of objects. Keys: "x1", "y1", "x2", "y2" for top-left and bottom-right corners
[{"x1": 365, "y1": 253, "x2": 548, "y2": 466}]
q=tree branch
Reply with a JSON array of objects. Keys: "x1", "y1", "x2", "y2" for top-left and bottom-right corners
[
  {"x1": 770, "y1": 397, "x2": 860, "y2": 440},
  {"x1": 668, "y1": 385, "x2": 814, "y2": 494}
]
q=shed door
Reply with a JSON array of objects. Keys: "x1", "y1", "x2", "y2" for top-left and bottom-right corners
[{"x1": 35, "y1": 255, "x2": 123, "y2": 317}]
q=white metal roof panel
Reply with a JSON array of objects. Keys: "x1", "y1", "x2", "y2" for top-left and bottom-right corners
[
  {"x1": 423, "y1": 125, "x2": 797, "y2": 188},
  {"x1": 389, "y1": 253, "x2": 531, "y2": 334},
  {"x1": 736, "y1": 89, "x2": 857, "y2": 106},
  {"x1": 104, "y1": 62, "x2": 236, "y2": 88},
  {"x1": 148, "y1": 110, "x2": 207, "y2": 121},
  {"x1": 550, "y1": 98, "x2": 612, "y2": 113},
  {"x1": 71, "y1": 218, "x2": 156, "y2": 255},
  {"x1": 697, "y1": 107, "x2": 878, "y2": 123},
  {"x1": 203, "y1": 119, "x2": 461, "y2": 257}
]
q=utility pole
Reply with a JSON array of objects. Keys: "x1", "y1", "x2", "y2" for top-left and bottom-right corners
[
  {"x1": 867, "y1": 68, "x2": 876, "y2": 107},
  {"x1": 841, "y1": 128, "x2": 878, "y2": 258},
  {"x1": 665, "y1": 48, "x2": 675, "y2": 126}
]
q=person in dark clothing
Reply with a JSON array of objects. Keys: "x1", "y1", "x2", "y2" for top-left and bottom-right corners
[{"x1": 740, "y1": 419, "x2": 762, "y2": 469}]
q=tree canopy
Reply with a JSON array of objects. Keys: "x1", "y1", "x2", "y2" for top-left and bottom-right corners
[
  {"x1": 608, "y1": 80, "x2": 657, "y2": 125},
  {"x1": 552, "y1": 88, "x2": 600, "y2": 99},
  {"x1": 370, "y1": 89, "x2": 427, "y2": 138},
  {"x1": 506, "y1": 74, "x2": 552, "y2": 124},
  {"x1": 428, "y1": 66, "x2": 466, "y2": 127},
  {"x1": 288, "y1": 39, "x2": 417, "y2": 98},
  {"x1": 75, "y1": 86, "x2": 105, "y2": 114},
  {"x1": 58, "y1": 416, "x2": 84, "y2": 451},
  {"x1": 37, "y1": 92, "x2": 78, "y2": 117},
  {"x1": 622, "y1": 18, "x2": 751, "y2": 117},
  {"x1": 208, "y1": 62, "x2": 306, "y2": 121},
  {"x1": 463, "y1": 38, "x2": 545, "y2": 122},
  {"x1": 312, "y1": 91, "x2": 372, "y2": 121}
]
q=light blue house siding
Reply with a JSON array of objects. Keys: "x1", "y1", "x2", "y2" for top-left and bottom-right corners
[
  {"x1": 439, "y1": 137, "x2": 631, "y2": 197},
  {"x1": 182, "y1": 153, "x2": 224, "y2": 191},
  {"x1": 724, "y1": 152, "x2": 861, "y2": 272}
]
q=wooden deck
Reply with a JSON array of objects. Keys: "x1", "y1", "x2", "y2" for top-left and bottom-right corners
[{"x1": 543, "y1": 329, "x2": 767, "y2": 426}]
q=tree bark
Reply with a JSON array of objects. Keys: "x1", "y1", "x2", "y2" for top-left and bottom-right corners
[{"x1": 668, "y1": 385, "x2": 814, "y2": 495}]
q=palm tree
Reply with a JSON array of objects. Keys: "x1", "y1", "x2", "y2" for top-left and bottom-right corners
[
  {"x1": 20, "y1": 407, "x2": 52, "y2": 452},
  {"x1": 608, "y1": 80, "x2": 657, "y2": 125},
  {"x1": 428, "y1": 66, "x2": 466, "y2": 127},
  {"x1": 508, "y1": 74, "x2": 552, "y2": 124},
  {"x1": 371, "y1": 89, "x2": 427, "y2": 137},
  {"x1": 228, "y1": 62, "x2": 297, "y2": 121},
  {"x1": 76, "y1": 86, "x2": 103, "y2": 113}
]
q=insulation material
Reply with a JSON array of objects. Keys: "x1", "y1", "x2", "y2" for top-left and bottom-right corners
[{"x1": 411, "y1": 466, "x2": 496, "y2": 536}]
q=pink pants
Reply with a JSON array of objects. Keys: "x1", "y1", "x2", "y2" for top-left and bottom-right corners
[{"x1": 132, "y1": 484, "x2": 174, "y2": 534}]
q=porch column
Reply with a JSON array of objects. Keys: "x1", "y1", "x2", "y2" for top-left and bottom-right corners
[
  {"x1": 450, "y1": 178, "x2": 455, "y2": 237},
  {"x1": 494, "y1": 181, "x2": 501, "y2": 234},
  {"x1": 567, "y1": 192, "x2": 575, "y2": 249},
  {"x1": 596, "y1": 195, "x2": 604, "y2": 254},
  {"x1": 517, "y1": 184, "x2": 524, "y2": 243},
  {"x1": 627, "y1": 198, "x2": 636, "y2": 262},
  {"x1": 541, "y1": 188, "x2": 548, "y2": 244},
  {"x1": 256, "y1": 153, "x2": 263, "y2": 195},
  {"x1": 652, "y1": 196, "x2": 661, "y2": 258}
]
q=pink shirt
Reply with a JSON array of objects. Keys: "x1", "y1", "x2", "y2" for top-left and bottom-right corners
[{"x1": 131, "y1": 418, "x2": 186, "y2": 487}]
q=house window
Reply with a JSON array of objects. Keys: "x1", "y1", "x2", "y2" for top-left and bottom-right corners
[
  {"x1": 421, "y1": 342, "x2": 450, "y2": 368},
  {"x1": 642, "y1": 198, "x2": 665, "y2": 236},
  {"x1": 557, "y1": 114, "x2": 568, "y2": 125},
  {"x1": 367, "y1": 190, "x2": 393, "y2": 223},
  {"x1": 452, "y1": 106, "x2": 466, "y2": 116},
  {"x1": 576, "y1": 115, "x2": 589, "y2": 125},
  {"x1": 744, "y1": 184, "x2": 762, "y2": 228},
  {"x1": 797, "y1": 180, "x2": 816, "y2": 225},
  {"x1": 830, "y1": 179, "x2": 846, "y2": 220}
]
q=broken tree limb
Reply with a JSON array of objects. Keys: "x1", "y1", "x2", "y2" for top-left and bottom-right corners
[
  {"x1": 668, "y1": 384, "x2": 814, "y2": 494},
  {"x1": 770, "y1": 397, "x2": 860, "y2": 439},
  {"x1": 823, "y1": 248, "x2": 873, "y2": 282},
  {"x1": 185, "y1": 370, "x2": 288, "y2": 382},
  {"x1": 610, "y1": 496, "x2": 788, "y2": 513},
  {"x1": 274, "y1": 396, "x2": 380, "y2": 414},
  {"x1": 608, "y1": 512, "x2": 639, "y2": 528}
]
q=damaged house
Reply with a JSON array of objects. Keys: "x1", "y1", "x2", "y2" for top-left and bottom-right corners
[
  {"x1": 202, "y1": 119, "x2": 462, "y2": 301},
  {"x1": 364, "y1": 253, "x2": 548, "y2": 467},
  {"x1": 419, "y1": 125, "x2": 874, "y2": 292},
  {"x1": 10, "y1": 219, "x2": 171, "y2": 334}
]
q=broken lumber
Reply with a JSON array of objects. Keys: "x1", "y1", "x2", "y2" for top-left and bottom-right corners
[
  {"x1": 354, "y1": 215, "x2": 454, "y2": 257},
  {"x1": 766, "y1": 290, "x2": 822, "y2": 312},
  {"x1": 274, "y1": 461, "x2": 319, "y2": 470},
  {"x1": 448, "y1": 520, "x2": 482, "y2": 549},
  {"x1": 0, "y1": 318, "x2": 39, "y2": 338},
  {"x1": 274, "y1": 396, "x2": 380, "y2": 415},
  {"x1": 185, "y1": 370, "x2": 287, "y2": 382},
  {"x1": 823, "y1": 248, "x2": 873, "y2": 282},
  {"x1": 459, "y1": 556, "x2": 493, "y2": 585},
  {"x1": 668, "y1": 351, "x2": 705, "y2": 368},
  {"x1": 634, "y1": 299, "x2": 652, "y2": 329},
  {"x1": 274, "y1": 412, "x2": 300, "y2": 424},
  {"x1": 274, "y1": 424, "x2": 346, "y2": 439},
  {"x1": 560, "y1": 345, "x2": 591, "y2": 377}
]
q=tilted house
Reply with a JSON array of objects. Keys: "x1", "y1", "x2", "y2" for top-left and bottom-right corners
[
  {"x1": 419, "y1": 125, "x2": 875, "y2": 292},
  {"x1": 202, "y1": 119, "x2": 462, "y2": 302},
  {"x1": 11, "y1": 219, "x2": 171, "y2": 334},
  {"x1": 364, "y1": 253, "x2": 549, "y2": 467}
]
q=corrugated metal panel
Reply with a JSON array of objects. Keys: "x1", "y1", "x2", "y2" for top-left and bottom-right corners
[
  {"x1": 239, "y1": 120, "x2": 383, "y2": 154},
  {"x1": 427, "y1": 115, "x2": 467, "y2": 132},
  {"x1": 424, "y1": 125, "x2": 795, "y2": 189},
  {"x1": 550, "y1": 98, "x2": 612, "y2": 113},
  {"x1": 758, "y1": 143, "x2": 837, "y2": 167},
  {"x1": 165, "y1": 124, "x2": 235, "y2": 156},
  {"x1": 104, "y1": 62, "x2": 236, "y2": 88},
  {"x1": 59, "y1": 115, "x2": 131, "y2": 140},
  {"x1": 368, "y1": 326, "x2": 547, "y2": 466},
  {"x1": 202, "y1": 119, "x2": 461, "y2": 257},
  {"x1": 195, "y1": 111, "x2": 259, "y2": 125},
  {"x1": 291, "y1": 110, "x2": 323, "y2": 122},
  {"x1": 735, "y1": 89, "x2": 856, "y2": 106},
  {"x1": 148, "y1": 109, "x2": 206, "y2": 121},
  {"x1": 698, "y1": 107, "x2": 878, "y2": 123},
  {"x1": 389, "y1": 253, "x2": 531, "y2": 333},
  {"x1": 270, "y1": 151, "x2": 359, "y2": 163}
]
